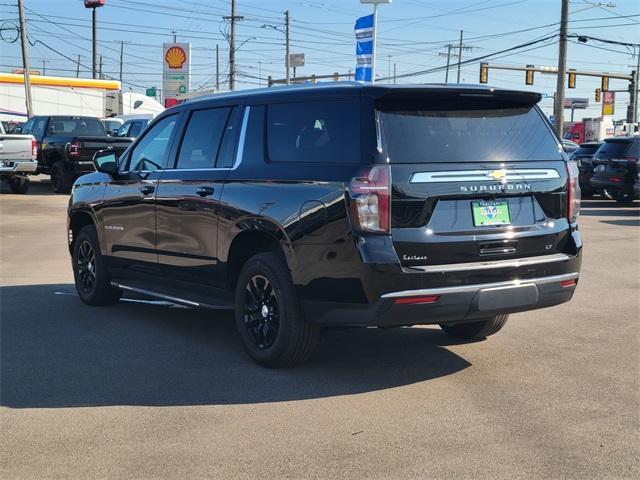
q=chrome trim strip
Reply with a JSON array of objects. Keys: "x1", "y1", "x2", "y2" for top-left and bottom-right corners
[
  {"x1": 381, "y1": 272, "x2": 579, "y2": 298},
  {"x1": 404, "y1": 253, "x2": 573, "y2": 273},
  {"x1": 111, "y1": 282, "x2": 231, "y2": 310},
  {"x1": 410, "y1": 169, "x2": 560, "y2": 183},
  {"x1": 234, "y1": 105, "x2": 250, "y2": 169}
]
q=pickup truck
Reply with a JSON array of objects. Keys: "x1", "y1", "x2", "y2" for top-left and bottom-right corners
[
  {"x1": 0, "y1": 122, "x2": 37, "y2": 194},
  {"x1": 20, "y1": 115, "x2": 133, "y2": 193}
]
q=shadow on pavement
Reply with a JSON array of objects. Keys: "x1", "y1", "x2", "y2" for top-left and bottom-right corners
[
  {"x1": 580, "y1": 199, "x2": 639, "y2": 217},
  {"x1": 0, "y1": 176, "x2": 59, "y2": 196},
  {"x1": 1, "y1": 284, "x2": 472, "y2": 408},
  {"x1": 600, "y1": 219, "x2": 640, "y2": 227}
]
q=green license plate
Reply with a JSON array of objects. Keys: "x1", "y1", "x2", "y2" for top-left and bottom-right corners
[{"x1": 472, "y1": 200, "x2": 511, "y2": 226}]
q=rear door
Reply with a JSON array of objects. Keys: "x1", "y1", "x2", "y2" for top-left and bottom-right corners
[
  {"x1": 375, "y1": 91, "x2": 571, "y2": 268},
  {"x1": 155, "y1": 104, "x2": 245, "y2": 290}
]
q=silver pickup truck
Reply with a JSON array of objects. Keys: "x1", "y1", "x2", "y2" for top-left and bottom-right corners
[{"x1": 0, "y1": 122, "x2": 37, "y2": 194}]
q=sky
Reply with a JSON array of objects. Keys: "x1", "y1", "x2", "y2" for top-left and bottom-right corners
[{"x1": 1, "y1": 0, "x2": 639, "y2": 119}]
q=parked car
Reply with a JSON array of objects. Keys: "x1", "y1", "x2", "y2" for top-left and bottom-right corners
[
  {"x1": 20, "y1": 115, "x2": 133, "y2": 193},
  {"x1": 115, "y1": 118, "x2": 150, "y2": 139},
  {"x1": 570, "y1": 141, "x2": 602, "y2": 197},
  {"x1": 589, "y1": 136, "x2": 640, "y2": 205},
  {"x1": 562, "y1": 139, "x2": 579, "y2": 153},
  {"x1": 101, "y1": 118, "x2": 123, "y2": 136},
  {"x1": 68, "y1": 83, "x2": 582, "y2": 367},
  {"x1": 0, "y1": 121, "x2": 37, "y2": 194},
  {"x1": 1, "y1": 120, "x2": 25, "y2": 134}
]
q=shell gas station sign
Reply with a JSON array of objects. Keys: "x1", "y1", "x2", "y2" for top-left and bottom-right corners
[{"x1": 162, "y1": 42, "x2": 191, "y2": 108}]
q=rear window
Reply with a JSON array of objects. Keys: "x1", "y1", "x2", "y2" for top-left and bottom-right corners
[
  {"x1": 574, "y1": 145, "x2": 599, "y2": 155},
  {"x1": 378, "y1": 104, "x2": 562, "y2": 163},
  {"x1": 47, "y1": 117, "x2": 105, "y2": 136},
  {"x1": 597, "y1": 141, "x2": 632, "y2": 158},
  {"x1": 267, "y1": 100, "x2": 360, "y2": 163}
]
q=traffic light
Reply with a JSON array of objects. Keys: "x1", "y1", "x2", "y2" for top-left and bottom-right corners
[
  {"x1": 479, "y1": 62, "x2": 488, "y2": 84},
  {"x1": 568, "y1": 69, "x2": 576, "y2": 89},
  {"x1": 525, "y1": 64, "x2": 534, "y2": 85},
  {"x1": 595, "y1": 88, "x2": 601, "y2": 102},
  {"x1": 601, "y1": 76, "x2": 609, "y2": 91}
]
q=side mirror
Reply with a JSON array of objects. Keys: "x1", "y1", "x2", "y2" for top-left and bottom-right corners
[{"x1": 93, "y1": 149, "x2": 118, "y2": 176}]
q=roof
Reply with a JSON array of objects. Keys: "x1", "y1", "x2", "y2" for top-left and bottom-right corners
[{"x1": 185, "y1": 82, "x2": 542, "y2": 107}]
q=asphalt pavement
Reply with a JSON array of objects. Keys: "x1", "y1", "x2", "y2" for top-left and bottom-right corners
[{"x1": 1, "y1": 177, "x2": 638, "y2": 479}]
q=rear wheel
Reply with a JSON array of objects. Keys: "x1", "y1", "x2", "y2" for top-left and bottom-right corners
[
  {"x1": 72, "y1": 225, "x2": 121, "y2": 306},
  {"x1": 440, "y1": 315, "x2": 509, "y2": 340},
  {"x1": 8, "y1": 176, "x2": 29, "y2": 194},
  {"x1": 50, "y1": 161, "x2": 73, "y2": 194},
  {"x1": 234, "y1": 252, "x2": 319, "y2": 368}
]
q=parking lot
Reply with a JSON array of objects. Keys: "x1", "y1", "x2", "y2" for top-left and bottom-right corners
[{"x1": 1, "y1": 177, "x2": 638, "y2": 479}]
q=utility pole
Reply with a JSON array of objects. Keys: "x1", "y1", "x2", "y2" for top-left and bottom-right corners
[
  {"x1": 172, "y1": 30, "x2": 177, "y2": 42},
  {"x1": 42, "y1": 60, "x2": 46, "y2": 76},
  {"x1": 285, "y1": 10, "x2": 291, "y2": 85},
  {"x1": 393, "y1": 63, "x2": 396, "y2": 84},
  {"x1": 444, "y1": 44, "x2": 452, "y2": 83},
  {"x1": 215, "y1": 44, "x2": 220, "y2": 91},
  {"x1": 456, "y1": 30, "x2": 464, "y2": 83},
  {"x1": 92, "y1": 7, "x2": 98, "y2": 79},
  {"x1": 76, "y1": 54, "x2": 81, "y2": 78},
  {"x1": 99, "y1": 55, "x2": 103, "y2": 79},
  {"x1": 119, "y1": 41, "x2": 124, "y2": 85},
  {"x1": 554, "y1": 0, "x2": 569, "y2": 137},
  {"x1": 388, "y1": 55, "x2": 391, "y2": 80},
  {"x1": 17, "y1": 0, "x2": 32, "y2": 118},
  {"x1": 634, "y1": 50, "x2": 639, "y2": 123},
  {"x1": 259, "y1": 61, "x2": 262, "y2": 87},
  {"x1": 224, "y1": 0, "x2": 243, "y2": 90}
]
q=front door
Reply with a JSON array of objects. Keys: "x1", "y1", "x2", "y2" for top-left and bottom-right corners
[
  {"x1": 155, "y1": 105, "x2": 245, "y2": 291},
  {"x1": 101, "y1": 114, "x2": 180, "y2": 279}
]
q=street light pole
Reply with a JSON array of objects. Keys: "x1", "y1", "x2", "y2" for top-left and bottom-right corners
[
  {"x1": 285, "y1": 10, "x2": 290, "y2": 85},
  {"x1": 92, "y1": 7, "x2": 98, "y2": 79},
  {"x1": 553, "y1": 0, "x2": 569, "y2": 138}
]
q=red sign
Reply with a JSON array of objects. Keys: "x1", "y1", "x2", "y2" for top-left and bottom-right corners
[{"x1": 84, "y1": 0, "x2": 106, "y2": 8}]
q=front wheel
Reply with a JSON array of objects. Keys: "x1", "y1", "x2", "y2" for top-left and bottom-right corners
[
  {"x1": 72, "y1": 225, "x2": 121, "y2": 306},
  {"x1": 440, "y1": 315, "x2": 509, "y2": 340},
  {"x1": 234, "y1": 252, "x2": 319, "y2": 368}
]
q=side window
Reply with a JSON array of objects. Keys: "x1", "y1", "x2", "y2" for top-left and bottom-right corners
[
  {"x1": 216, "y1": 107, "x2": 244, "y2": 168},
  {"x1": 267, "y1": 99, "x2": 360, "y2": 163},
  {"x1": 32, "y1": 118, "x2": 47, "y2": 138},
  {"x1": 176, "y1": 107, "x2": 230, "y2": 169},
  {"x1": 129, "y1": 121, "x2": 143, "y2": 138},
  {"x1": 128, "y1": 115, "x2": 178, "y2": 172},
  {"x1": 117, "y1": 122, "x2": 131, "y2": 137},
  {"x1": 21, "y1": 118, "x2": 34, "y2": 134}
]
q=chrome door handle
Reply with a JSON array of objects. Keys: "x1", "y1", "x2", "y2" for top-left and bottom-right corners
[{"x1": 196, "y1": 186, "x2": 215, "y2": 197}]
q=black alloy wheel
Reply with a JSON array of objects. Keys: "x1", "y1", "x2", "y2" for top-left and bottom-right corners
[
  {"x1": 243, "y1": 275, "x2": 280, "y2": 349},
  {"x1": 76, "y1": 240, "x2": 96, "y2": 295}
]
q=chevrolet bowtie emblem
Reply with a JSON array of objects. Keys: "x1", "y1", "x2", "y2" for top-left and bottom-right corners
[{"x1": 488, "y1": 169, "x2": 507, "y2": 181}]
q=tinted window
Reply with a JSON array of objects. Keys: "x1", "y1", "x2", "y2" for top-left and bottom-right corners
[
  {"x1": 242, "y1": 105, "x2": 266, "y2": 164},
  {"x1": 378, "y1": 104, "x2": 562, "y2": 163},
  {"x1": 116, "y1": 122, "x2": 131, "y2": 137},
  {"x1": 21, "y1": 118, "x2": 34, "y2": 134},
  {"x1": 216, "y1": 107, "x2": 243, "y2": 168},
  {"x1": 176, "y1": 108, "x2": 230, "y2": 169},
  {"x1": 47, "y1": 117, "x2": 105, "y2": 136},
  {"x1": 597, "y1": 141, "x2": 632, "y2": 158},
  {"x1": 267, "y1": 100, "x2": 360, "y2": 163},
  {"x1": 128, "y1": 121, "x2": 144, "y2": 138},
  {"x1": 128, "y1": 115, "x2": 177, "y2": 171},
  {"x1": 574, "y1": 145, "x2": 599, "y2": 155}
]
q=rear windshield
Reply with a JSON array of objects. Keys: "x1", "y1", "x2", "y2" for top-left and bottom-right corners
[
  {"x1": 378, "y1": 105, "x2": 562, "y2": 163},
  {"x1": 574, "y1": 145, "x2": 599, "y2": 155},
  {"x1": 48, "y1": 117, "x2": 105, "y2": 136},
  {"x1": 597, "y1": 141, "x2": 634, "y2": 158}
]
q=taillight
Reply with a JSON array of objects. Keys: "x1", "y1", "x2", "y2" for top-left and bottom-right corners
[
  {"x1": 347, "y1": 165, "x2": 391, "y2": 234},
  {"x1": 31, "y1": 138, "x2": 37, "y2": 159},
  {"x1": 566, "y1": 161, "x2": 580, "y2": 223},
  {"x1": 67, "y1": 141, "x2": 81, "y2": 159}
]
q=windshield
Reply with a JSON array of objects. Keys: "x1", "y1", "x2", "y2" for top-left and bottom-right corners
[
  {"x1": 596, "y1": 141, "x2": 632, "y2": 158},
  {"x1": 378, "y1": 104, "x2": 562, "y2": 163}
]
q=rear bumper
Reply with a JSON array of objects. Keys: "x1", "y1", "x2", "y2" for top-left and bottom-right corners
[
  {"x1": 304, "y1": 272, "x2": 579, "y2": 326},
  {"x1": 0, "y1": 159, "x2": 38, "y2": 174},
  {"x1": 590, "y1": 176, "x2": 632, "y2": 193}
]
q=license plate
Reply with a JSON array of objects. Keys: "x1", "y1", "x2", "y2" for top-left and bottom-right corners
[{"x1": 472, "y1": 200, "x2": 511, "y2": 226}]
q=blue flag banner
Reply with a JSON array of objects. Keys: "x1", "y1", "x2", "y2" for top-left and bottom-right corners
[{"x1": 354, "y1": 14, "x2": 374, "y2": 82}]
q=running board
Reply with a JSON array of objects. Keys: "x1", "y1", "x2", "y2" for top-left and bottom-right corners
[{"x1": 111, "y1": 282, "x2": 233, "y2": 310}]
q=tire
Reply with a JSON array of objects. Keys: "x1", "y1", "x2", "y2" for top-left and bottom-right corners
[
  {"x1": 440, "y1": 314, "x2": 509, "y2": 340},
  {"x1": 50, "y1": 161, "x2": 73, "y2": 194},
  {"x1": 611, "y1": 191, "x2": 634, "y2": 206},
  {"x1": 234, "y1": 252, "x2": 319, "y2": 368},
  {"x1": 8, "y1": 176, "x2": 29, "y2": 194},
  {"x1": 72, "y1": 225, "x2": 121, "y2": 306}
]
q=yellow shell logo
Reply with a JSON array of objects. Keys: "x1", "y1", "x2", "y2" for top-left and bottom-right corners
[{"x1": 165, "y1": 46, "x2": 186, "y2": 69}]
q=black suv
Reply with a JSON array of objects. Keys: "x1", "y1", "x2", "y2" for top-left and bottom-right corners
[
  {"x1": 590, "y1": 136, "x2": 640, "y2": 205},
  {"x1": 570, "y1": 141, "x2": 602, "y2": 197},
  {"x1": 68, "y1": 83, "x2": 582, "y2": 367}
]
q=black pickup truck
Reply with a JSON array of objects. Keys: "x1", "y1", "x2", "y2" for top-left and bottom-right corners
[{"x1": 20, "y1": 115, "x2": 132, "y2": 193}]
